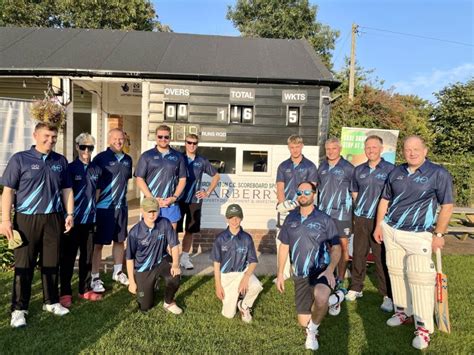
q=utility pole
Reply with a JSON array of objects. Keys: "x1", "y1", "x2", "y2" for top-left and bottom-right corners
[{"x1": 348, "y1": 23, "x2": 358, "y2": 102}]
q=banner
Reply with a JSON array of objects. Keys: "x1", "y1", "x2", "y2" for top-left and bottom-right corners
[
  {"x1": 340, "y1": 127, "x2": 399, "y2": 166},
  {"x1": 0, "y1": 99, "x2": 35, "y2": 177}
]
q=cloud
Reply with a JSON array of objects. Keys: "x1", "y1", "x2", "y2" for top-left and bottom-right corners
[{"x1": 392, "y1": 63, "x2": 474, "y2": 101}]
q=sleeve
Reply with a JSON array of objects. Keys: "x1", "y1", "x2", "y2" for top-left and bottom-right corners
[
  {"x1": 210, "y1": 237, "x2": 222, "y2": 263},
  {"x1": 1, "y1": 154, "x2": 21, "y2": 190},
  {"x1": 276, "y1": 162, "x2": 285, "y2": 183},
  {"x1": 278, "y1": 223, "x2": 290, "y2": 245},
  {"x1": 126, "y1": 229, "x2": 137, "y2": 260},
  {"x1": 308, "y1": 162, "x2": 319, "y2": 184},
  {"x1": 204, "y1": 159, "x2": 217, "y2": 177},
  {"x1": 436, "y1": 168, "x2": 454, "y2": 205},
  {"x1": 381, "y1": 171, "x2": 394, "y2": 201},
  {"x1": 351, "y1": 168, "x2": 359, "y2": 193},
  {"x1": 165, "y1": 220, "x2": 179, "y2": 247},
  {"x1": 316, "y1": 165, "x2": 322, "y2": 185},
  {"x1": 346, "y1": 164, "x2": 355, "y2": 192},
  {"x1": 246, "y1": 237, "x2": 258, "y2": 264},
  {"x1": 326, "y1": 218, "x2": 340, "y2": 246},
  {"x1": 178, "y1": 154, "x2": 187, "y2": 179},
  {"x1": 61, "y1": 159, "x2": 73, "y2": 189},
  {"x1": 127, "y1": 156, "x2": 133, "y2": 180},
  {"x1": 134, "y1": 153, "x2": 148, "y2": 179}
]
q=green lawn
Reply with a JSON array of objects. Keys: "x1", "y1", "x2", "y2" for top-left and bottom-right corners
[{"x1": 1, "y1": 256, "x2": 473, "y2": 354}]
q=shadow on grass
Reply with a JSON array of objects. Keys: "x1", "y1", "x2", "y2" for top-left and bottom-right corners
[{"x1": 175, "y1": 275, "x2": 213, "y2": 310}]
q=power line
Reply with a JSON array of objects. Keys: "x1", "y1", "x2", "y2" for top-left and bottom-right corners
[
  {"x1": 359, "y1": 26, "x2": 474, "y2": 47},
  {"x1": 333, "y1": 31, "x2": 351, "y2": 65}
]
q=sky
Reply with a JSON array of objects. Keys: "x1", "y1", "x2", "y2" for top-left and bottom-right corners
[{"x1": 155, "y1": 0, "x2": 474, "y2": 102}]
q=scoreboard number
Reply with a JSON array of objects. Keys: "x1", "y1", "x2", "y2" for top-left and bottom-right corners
[
  {"x1": 230, "y1": 105, "x2": 254, "y2": 124},
  {"x1": 287, "y1": 106, "x2": 300, "y2": 126},
  {"x1": 164, "y1": 102, "x2": 188, "y2": 121}
]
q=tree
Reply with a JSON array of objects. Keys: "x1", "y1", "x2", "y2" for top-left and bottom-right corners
[
  {"x1": 431, "y1": 79, "x2": 474, "y2": 156},
  {"x1": 0, "y1": 0, "x2": 171, "y2": 31},
  {"x1": 227, "y1": 0, "x2": 339, "y2": 68}
]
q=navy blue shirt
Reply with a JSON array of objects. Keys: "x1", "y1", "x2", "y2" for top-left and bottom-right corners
[
  {"x1": 2, "y1": 146, "x2": 71, "y2": 214},
  {"x1": 382, "y1": 159, "x2": 453, "y2": 232},
  {"x1": 68, "y1": 159, "x2": 102, "y2": 225},
  {"x1": 93, "y1": 148, "x2": 132, "y2": 210},
  {"x1": 276, "y1": 156, "x2": 319, "y2": 201},
  {"x1": 126, "y1": 218, "x2": 179, "y2": 272},
  {"x1": 135, "y1": 147, "x2": 187, "y2": 199},
  {"x1": 317, "y1": 157, "x2": 354, "y2": 221},
  {"x1": 182, "y1": 154, "x2": 218, "y2": 203},
  {"x1": 211, "y1": 228, "x2": 258, "y2": 273},
  {"x1": 352, "y1": 158, "x2": 395, "y2": 219},
  {"x1": 278, "y1": 207, "x2": 340, "y2": 277}
]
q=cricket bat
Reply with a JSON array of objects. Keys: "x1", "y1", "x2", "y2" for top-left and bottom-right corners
[{"x1": 434, "y1": 248, "x2": 451, "y2": 333}]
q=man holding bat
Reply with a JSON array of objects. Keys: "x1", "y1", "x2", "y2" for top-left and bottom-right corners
[{"x1": 373, "y1": 135, "x2": 453, "y2": 350}]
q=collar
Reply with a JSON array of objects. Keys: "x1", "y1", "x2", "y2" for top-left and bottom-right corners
[
  {"x1": 404, "y1": 159, "x2": 429, "y2": 174},
  {"x1": 225, "y1": 226, "x2": 242, "y2": 238},
  {"x1": 30, "y1": 146, "x2": 50, "y2": 160},
  {"x1": 364, "y1": 157, "x2": 386, "y2": 169}
]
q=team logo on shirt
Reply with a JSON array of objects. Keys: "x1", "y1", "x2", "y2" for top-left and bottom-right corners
[
  {"x1": 221, "y1": 246, "x2": 229, "y2": 252},
  {"x1": 321, "y1": 170, "x2": 328, "y2": 175},
  {"x1": 74, "y1": 175, "x2": 82, "y2": 181},
  {"x1": 285, "y1": 169, "x2": 292, "y2": 173},
  {"x1": 236, "y1": 247, "x2": 248, "y2": 254},
  {"x1": 31, "y1": 164, "x2": 40, "y2": 170},
  {"x1": 359, "y1": 173, "x2": 368, "y2": 179},
  {"x1": 332, "y1": 169, "x2": 344, "y2": 176},
  {"x1": 193, "y1": 162, "x2": 202, "y2": 168},
  {"x1": 290, "y1": 222, "x2": 298, "y2": 228},
  {"x1": 297, "y1": 167, "x2": 307, "y2": 173},
  {"x1": 51, "y1": 164, "x2": 63, "y2": 173},
  {"x1": 375, "y1": 173, "x2": 388, "y2": 180},
  {"x1": 167, "y1": 155, "x2": 178, "y2": 162},
  {"x1": 307, "y1": 222, "x2": 322, "y2": 230},
  {"x1": 90, "y1": 174, "x2": 99, "y2": 181},
  {"x1": 156, "y1": 233, "x2": 164, "y2": 240},
  {"x1": 122, "y1": 161, "x2": 130, "y2": 167},
  {"x1": 109, "y1": 162, "x2": 116, "y2": 166},
  {"x1": 395, "y1": 175, "x2": 405, "y2": 181},
  {"x1": 413, "y1": 176, "x2": 429, "y2": 184},
  {"x1": 140, "y1": 238, "x2": 151, "y2": 246}
]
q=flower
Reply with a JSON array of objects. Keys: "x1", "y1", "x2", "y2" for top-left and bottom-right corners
[{"x1": 30, "y1": 96, "x2": 67, "y2": 129}]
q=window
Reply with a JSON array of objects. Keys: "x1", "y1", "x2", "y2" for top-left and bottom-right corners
[
  {"x1": 229, "y1": 105, "x2": 254, "y2": 124},
  {"x1": 164, "y1": 103, "x2": 188, "y2": 121},
  {"x1": 242, "y1": 150, "x2": 268, "y2": 172},
  {"x1": 197, "y1": 146, "x2": 236, "y2": 174}
]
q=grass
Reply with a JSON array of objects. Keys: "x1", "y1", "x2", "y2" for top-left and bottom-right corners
[{"x1": 0, "y1": 256, "x2": 473, "y2": 354}]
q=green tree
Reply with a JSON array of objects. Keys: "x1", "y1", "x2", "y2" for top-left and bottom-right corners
[
  {"x1": 0, "y1": 0, "x2": 171, "y2": 31},
  {"x1": 227, "y1": 0, "x2": 339, "y2": 68},
  {"x1": 431, "y1": 79, "x2": 474, "y2": 156}
]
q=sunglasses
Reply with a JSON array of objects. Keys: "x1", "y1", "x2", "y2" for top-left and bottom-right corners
[
  {"x1": 296, "y1": 189, "x2": 314, "y2": 196},
  {"x1": 157, "y1": 135, "x2": 170, "y2": 140},
  {"x1": 78, "y1": 145, "x2": 94, "y2": 152},
  {"x1": 186, "y1": 141, "x2": 198, "y2": 146}
]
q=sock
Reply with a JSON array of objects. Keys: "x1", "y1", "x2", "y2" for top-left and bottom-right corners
[
  {"x1": 181, "y1": 252, "x2": 189, "y2": 259},
  {"x1": 307, "y1": 320, "x2": 319, "y2": 332},
  {"x1": 91, "y1": 272, "x2": 99, "y2": 280},
  {"x1": 113, "y1": 264, "x2": 122, "y2": 276}
]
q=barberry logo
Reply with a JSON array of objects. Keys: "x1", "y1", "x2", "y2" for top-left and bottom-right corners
[
  {"x1": 413, "y1": 176, "x2": 428, "y2": 184},
  {"x1": 375, "y1": 173, "x2": 388, "y2": 180},
  {"x1": 167, "y1": 155, "x2": 178, "y2": 162},
  {"x1": 31, "y1": 164, "x2": 40, "y2": 170},
  {"x1": 307, "y1": 222, "x2": 322, "y2": 230},
  {"x1": 51, "y1": 164, "x2": 62, "y2": 172}
]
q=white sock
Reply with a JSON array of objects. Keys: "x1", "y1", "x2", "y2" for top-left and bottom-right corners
[
  {"x1": 307, "y1": 320, "x2": 319, "y2": 332},
  {"x1": 91, "y1": 272, "x2": 99, "y2": 280},
  {"x1": 181, "y1": 252, "x2": 189, "y2": 258},
  {"x1": 113, "y1": 264, "x2": 122, "y2": 276}
]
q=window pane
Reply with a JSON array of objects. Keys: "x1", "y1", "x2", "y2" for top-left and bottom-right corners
[
  {"x1": 197, "y1": 147, "x2": 236, "y2": 174},
  {"x1": 243, "y1": 150, "x2": 268, "y2": 172}
]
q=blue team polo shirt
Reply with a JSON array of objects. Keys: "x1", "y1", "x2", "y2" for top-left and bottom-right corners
[
  {"x1": 210, "y1": 228, "x2": 258, "y2": 273},
  {"x1": 382, "y1": 159, "x2": 453, "y2": 232},
  {"x1": 135, "y1": 147, "x2": 187, "y2": 199},
  {"x1": 276, "y1": 156, "x2": 319, "y2": 201},
  {"x1": 182, "y1": 154, "x2": 218, "y2": 203},
  {"x1": 2, "y1": 146, "x2": 71, "y2": 214},
  {"x1": 126, "y1": 217, "x2": 179, "y2": 272},
  {"x1": 278, "y1": 207, "x2": 340, "y2": 277},
  {"x1": 352, "y1": 158, "x2": 395, "y2": 219},
  {"x1": 317, "y1": 157, "x2": 354, "y2": 221},
  {"x1": 93, "y1": 148, "x2": 132, "y2": 210},
  {"x1": 67, "y1": 159, "x2": 102, "y2": 225}
]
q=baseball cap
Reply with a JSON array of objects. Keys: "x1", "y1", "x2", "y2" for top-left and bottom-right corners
[
  {"x1": 225, "y1": 204, "x2": 243, "y2": 219},
  {"x1": 8, "y1": 230, "x2": 23, "y2": 250},
  {"x1": 141, "y1": 197, "x2": 159, "y2": 212}
]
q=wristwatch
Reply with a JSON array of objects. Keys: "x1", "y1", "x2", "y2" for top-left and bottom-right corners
[
  {"x1": 433, "y1": 232, "x2": 445, "y2": 238},
  {"x1": 67, "y1": 213, "x2": 75, "y2": 217}
]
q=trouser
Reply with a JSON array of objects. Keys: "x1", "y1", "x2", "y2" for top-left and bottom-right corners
[
  {"x1": 276, "y1": 211, "x2": 291, "y2": 279},
  {"x1": 351, "y1": 216, "x2": 392, "y2": 297},
  {"x1": 220, "y1": 271, "x2": 263, "y2": 318},
  {"x1": 12, "y1": 212, "x2": 64, "y2": 311},
  {"x1": 135, "y1": 256, "x2": 180, "y2": 312},
  {"x1": 59, "y1": 224, "x2": 94, "y2": 295}
]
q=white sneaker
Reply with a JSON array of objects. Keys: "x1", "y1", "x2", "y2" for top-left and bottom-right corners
[
  {"x1": 43, "y1": 303, "x2": 70, "y2": 316},
  {"x1": 180, "y1": 255, "x2": 194, "y2": 270},
  {"x1": 345, "y1": 290, "x2": 363, "y2": 301},
  {"x1": 386, "y1": 311, "x2": 413, "y2": 327},
  {"x1": 237, "y1": 300, "x2": 252, "y2": 323},
  {"x1": 328, "y1": 303, "x2": 341, "y2": 316},
  {"x1": 163, "y1": 302, "x2": 183, "y2": 315},
  {"x1": 91, "y1": 278, "x2": 105, "y2": 293},
  {"x1": 10, "y1": 310, "x2": 27, "y2": 328},
  {"x1": 305, "y1": 327, "x2": 319, "y2": 351},
  {"x1": 412, "y1": 327, "x2": 430, "y2": 349},
  {"x1": 380, "y1": 296, "x2": 394, "y2": 312},
  {"x1": 112, "y1": 271, "x2": 129, "y2": 286}
]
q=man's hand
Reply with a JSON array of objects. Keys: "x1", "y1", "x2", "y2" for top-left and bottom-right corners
[
  {"x1": 276, "y1": 273, "x2": 285, "y2": 293},
  {"x1": 215, "y1": 284, "x2": 225, "y2": 300},
  {"x1": 238, "y1": 274, "x2": 250, "y2": 295},
  {"x1": 432, "y1": 236, "x2": 445, "y2": 252},
  {"x1": 1, "y1": 220, "x2": 13, "y2": 240},
  {"x1": 65, "y1": 216, "x2": 74, "y2": 233},
  {"x1": 318, "y1": 268, "x2": 336, "y2": 289},
  {"x1": 373, "y1": 225, "x2": 383, "y2": 244},
  {"x1": 195, "y1": 190, "x2": 209, "y2": 200},
  {"x1": 156, "y1": 197, "x2": 169, "y2": 208},
  {"x1": 128, "y1": 281, "x2": 137, "y2": 295},
  {"x1": 276, "y1": 200, "x2": 298, "y2": 213},
  {"x1": 170, "y1": 265, "x2": 181, "y2": 277}
]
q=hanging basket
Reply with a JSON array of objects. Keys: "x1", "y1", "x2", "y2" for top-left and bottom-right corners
[{"x1": 30, "y1": 92, "x2": 67, "y2": 130}]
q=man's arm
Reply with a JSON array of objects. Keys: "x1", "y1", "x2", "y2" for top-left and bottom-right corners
[
  {"x1": 432, "y1": 203, "x2": 454, "y2": 251},
  {"x1": 276, "y1": 243, "x2": 290, "y2": 293},
  {"x1": 373, "y1": 198, "x2": 389, "y2": 243},
  {"x1": 213, "y1": 262, "x2": 225, "y2": 300},
  {"x1": 136, "y1": 177, "x2": 153, "y2": 198},
  {"x1": 1, "y1": 187, "x2": 15, "y2": 240},
  {"x1": 170, "y1": 245, "x2": 181, "y2": 277},
  {"x1": 238, "y1": 262, "x2": 258, "y2": 294},
  {"x1": 61, "y1": 187, "x2": 74, "y2": 233},
  {"x1": 126, "y1": 259, "x2": 136, "y2": 294},
  {"x1": 206, "y1": 173, "x2": 220, "y2": 196}
]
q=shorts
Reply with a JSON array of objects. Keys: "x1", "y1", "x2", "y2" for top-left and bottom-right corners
[
  {"x1": 177, "y1": 202, "x2": 202, "y2": 233},
  {"x1": 334, "y1": 219, "x2": 352, "y2": 238},
  {"x1": 159, "y1": 204, "x2": 181, "y2": 224},
  {"x1": 294, "y1": 269, "x2": 333, "y2": 314},
  {"x1": 95, "y1": 208, "x2": 128, "y2": 245}
]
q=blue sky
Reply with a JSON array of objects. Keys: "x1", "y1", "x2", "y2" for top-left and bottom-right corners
[{"x1": 155, "y1": 0, "x2": 473, "y2": 102}]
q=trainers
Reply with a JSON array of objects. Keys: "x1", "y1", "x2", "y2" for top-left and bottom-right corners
[
  {"x1": 305, "y1": 327, "x2": 319, "y2": 351},
  {"x1": 91, "y1": 278, "x2": 105, "y2": 293},
  {"x1": 380, "y1": 296, "x2": 394, "y2": 312},
  {"x1": 345, "y1": 290, "x2": 363, "y2": 301},
  {"x1": 43, "y1": 303, "x2": 70, "y2": 316},
  {"x1": 412, "y1": 327, "x2": 430, "y2": 349},
  {"x1": 10, "y1": 310, "x2": 27, "y2": 328},
  {"x1": 237, "y1": 300, "x2": 252, "y2": 323},
  {"x1": 386, "y1": 311, "x2": 414, "y2": 327},
  {"x1": 163, "y1": 302, "x2": 183, "y2": 315},
  {"x1": 180, "y1": 255, "x2": 194, "y2": 270},
  {"x1": 59, "y1": 295, "x2": 72, "y2": 308},
  {"x1": 328, "y1": 303, "x2": 341, "y2": 316},
  {"x1": 112, "y1": 271, "x2": 129, "y2": 286}
]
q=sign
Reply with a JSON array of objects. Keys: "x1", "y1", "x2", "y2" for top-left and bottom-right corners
[
  {"x1": 163, "y1": 86, "x2": 190, "y2": 100},
  {"x1": 119, "y1": 82, "x2": 142, "y2": 97},
  {"x1": 282, "y1": 90, "x2": 307, "y2": 104},
  {"x1": 0, "y1": 99, "x2": 35, "y2": 177},
  {"x1": 200, "y1": 127, "x2": 227, "y2": 142},
  {"x1": 341, "y1": 127, "x2": 399, "y2": 166},
  {"x1": 229, "y1": 88, "x2": 255, "y2": 103}
]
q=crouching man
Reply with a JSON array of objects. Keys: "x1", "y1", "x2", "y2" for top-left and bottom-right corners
[
  {"x1": 211, "y1": 204, "x2": 263, "y2": 323},
  {"x1": 276, "y1": 182, "x2": 341, "y2": 351},
  {"x1": 126, "y1": 198, "x2": 182, "y2": 314}
]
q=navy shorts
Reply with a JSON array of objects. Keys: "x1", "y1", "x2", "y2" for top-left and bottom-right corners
[
  {"x1": 95, "y1": 208, "x2": 128, "y2": 245},
  {"x1": 159, "y1": 204, "x2": 181, "y2": 223},
  {"x1": 177, "y1": 202, "x2": 202, "y2": 233},
  {"x1": 293, "y1": 269, "x2": 333, "y2": 314},
  {"x1": 333, "y1": 219, "x2": 352, "y2": 238}
]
